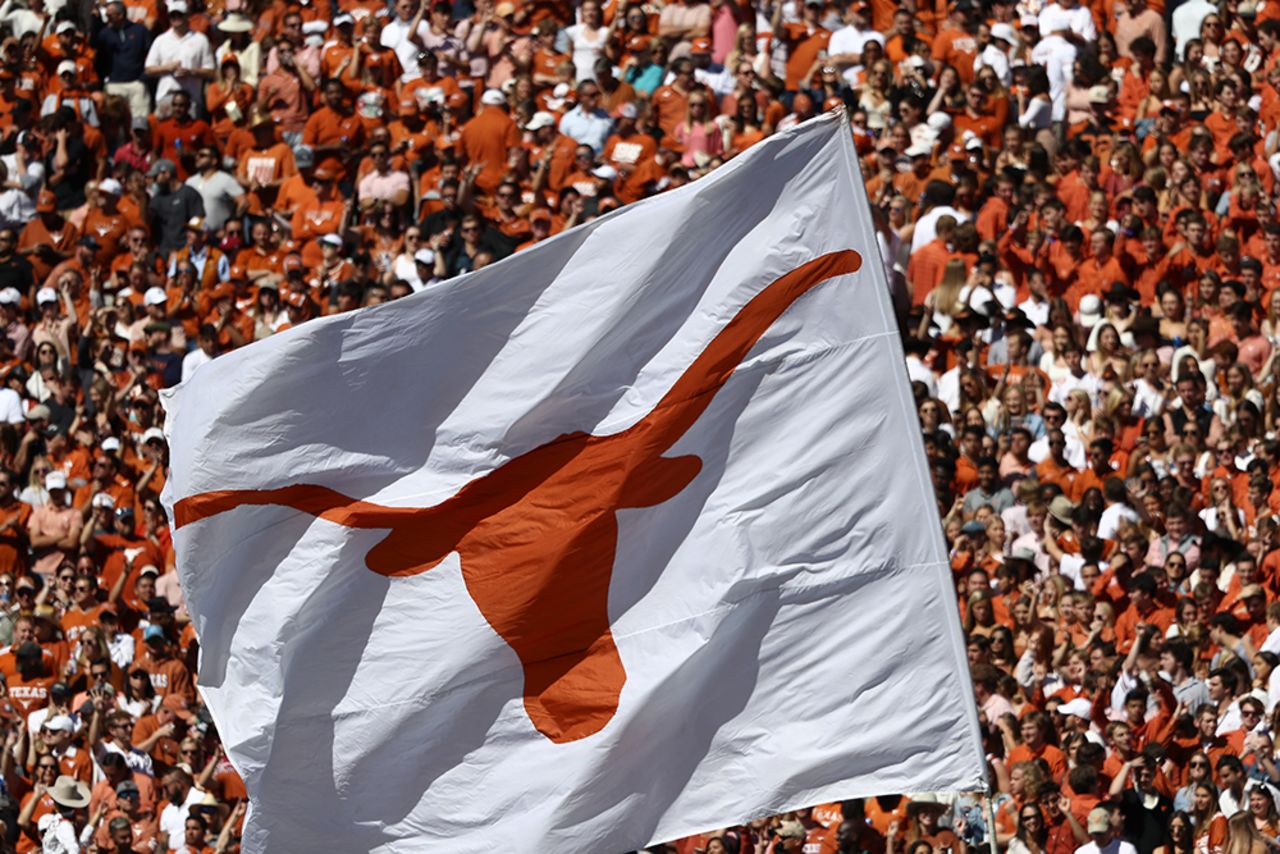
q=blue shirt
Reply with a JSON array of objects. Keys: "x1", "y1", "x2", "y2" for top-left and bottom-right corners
[
  {"x1": 625, "y1": 63, "x2": 664, "y2": 96},
  {"x1": 558, "y1": 106, "x2": 613, "y2": 154},
  {"x1": 95, "y1": 21, "x2": 150, "y2": 83}
]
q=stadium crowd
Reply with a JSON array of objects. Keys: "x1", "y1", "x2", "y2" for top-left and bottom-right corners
[{"x1": 0, "y1": 0, "x2": 1261, "y2": 841}]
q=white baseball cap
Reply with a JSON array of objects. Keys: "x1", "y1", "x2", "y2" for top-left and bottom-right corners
[
  {"x1": 36, "y1": 288, "x2": 57, "y2": 305},
  {"x1": 413, "y1": 248, "x2": 436, "y2": 265},
  {"x1": 45, "y1": 471, "x2": 67, "y2": 490},
  {"x1": 479, "y1": 89, "x2": 506, "y2": 106},
  {"x1": 524, "y1": 111, "x2": 557, "y2": 131},
  {"x1": 0, "y1": 288, "x2": 19, "y2": 306},
  {"x1": 143, "y1": 287, "x2": 167, "y2": 306}
]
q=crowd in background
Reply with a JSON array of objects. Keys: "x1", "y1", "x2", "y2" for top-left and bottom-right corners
[{"x1": 0, "y1": 0, "x2": 1262, "y2": 846}]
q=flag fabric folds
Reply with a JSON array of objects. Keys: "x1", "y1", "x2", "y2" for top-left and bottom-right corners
[{"x1": 161, "y1": 111, "x2": 987, "y2": 854}]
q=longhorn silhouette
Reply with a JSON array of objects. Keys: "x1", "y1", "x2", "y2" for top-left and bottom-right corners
[{"x1": 174, "y1": 250, "x2": 862, "y2": 743}]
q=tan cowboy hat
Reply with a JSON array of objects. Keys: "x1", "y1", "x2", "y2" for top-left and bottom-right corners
[
  {"x1": 48, "y1": 775, "x2": 90, "y2": 809},
  {"x1": 217, "y1": 13, "x2": 253, "y2": 32}
]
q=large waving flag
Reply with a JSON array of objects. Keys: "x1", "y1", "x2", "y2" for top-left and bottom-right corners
[{"x1": 161, "y1": 112, "x2": 986, "y2": 853}]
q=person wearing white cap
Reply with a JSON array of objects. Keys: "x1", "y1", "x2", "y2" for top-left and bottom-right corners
[
  {"x1": 402, "y1": 247, "x2": 443, "y2": 292},
  {"x1": 41, "y1": 59, "x2": 100, "y2": 128},
  {"x1": 144, "y1": 0, "x2": 215, "y2": 108},
  {"x1": 28, "y1": 468, "x2": 81, "y2": 576},
  {"x1": 974, "y1": 22, "x2": 1014, "y2": 86},
  {"x1": 460, "y1": 88, "x2": 521, "y2": 194},
  {"x1": 0, "y1": 284, "x2": 28, "y2": 362}
]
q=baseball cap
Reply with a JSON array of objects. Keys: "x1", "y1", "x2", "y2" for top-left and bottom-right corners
[
  {"x1": 319, "y1": 234, "x2": 343, "y2": 248},
  {"x1": 35, "y1": 190, "x2": 56, "y2": 213},
  {"x1": 1088, "y1": 84, "x2": 1111, "y2": 104},
  {"x1": 524, "y1": 111, "x2": 557, "y2": 131},
  {"x1": 167, "y1": 0, "x2": 188, "y2": 13},
  {"x1": 45, "y1": 471, "x2": 67, "y2": 490},
  {"x1": 35, "y1": 287, "x2": 57, "y2": 305},
  {"x1": 92, "y1": 493, "x2": 116, "y2": 510},
  {"x1": 43, "y1": 714, "x2": 74, "y2": 734},
  {"x1": 0, "y1": 288, "x2": 19, "y2": 306},
  {"x1": 98, "y1": 178, "x2": 123, "y2": 196},
  {"x1": 480, "y1": 88, "x2": 506, "y2": 106},
  {"x1": 142, "y1": 426, "x2": 165, "y2": 445},
  {"x1": 131, "y1": 116, "x2": 150, "y2": 132},
  {"x1": 413, "y1": 248, "x2": 436, "y2": 265},
  {"x1": 613, "y1": 102, "x2": 638, "y2": 120},
  {"x1": 143, "y1": 625, "x2": 166, "y2": 643},
  {"x1": 138, "y1": 564, "x2": 160, "y2": 578},
  {"x1": 691, "y1": 36, "x2": 711, "y2": 53},
  {"x1": 1087, "y1": 808, "x2": 1110, "y2": 834},
  {"x1": 54, "y1": 23, "x2": 75, "y2": 36},
  {"x1": 161, "y1": 694, "x2": 194, "y2": 721},
  {"x1": 147, "y1": 158, "x2": 177, "y2": 177},
  {"x1": 1058, "y1": 697, "x2": 1092, "y2": 719}
]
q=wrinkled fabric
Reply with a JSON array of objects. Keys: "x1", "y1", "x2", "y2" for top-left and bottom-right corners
[{"x1": 161, "y1": 112, "x2": 987, "y2": 854}]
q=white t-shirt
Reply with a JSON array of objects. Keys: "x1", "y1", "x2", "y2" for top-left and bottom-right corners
[
  {"x1": 379, "y1": 17, "x2": 431, "y2": 82},
  {"x1": 911, "y1": 205, "x2": 970, "y2": 253},
  {"x1": 144, "y1": 28, "x2": 214, "y2": 104},
  {"x1": 1038, "y1": 3, "x2": 1097, "y2": 41},
  {"x1": 0, "y1": 387, "x2": 24, "y2": 424},
  {"x1": 828, "y1": 25, "x2": 883, "y2": 85},
  {"x1": 1098, "y1": 503, "x2": 1140, "y2": 539},
  {"x1": 1075, "y1": 838, "x2": 1138, "y2": 854},
  {"x1": 160, "y1": 787, "x2": 208, "y2": 844}
]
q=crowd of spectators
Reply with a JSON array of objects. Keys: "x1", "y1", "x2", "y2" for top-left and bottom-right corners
[{"x1": 0, "y1": 0, "x2": 1265, "y2": 844}]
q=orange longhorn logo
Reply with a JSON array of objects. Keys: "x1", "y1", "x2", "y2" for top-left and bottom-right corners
[{"x1": 174, "y1": 250, "x2": 862, "y2": 743}]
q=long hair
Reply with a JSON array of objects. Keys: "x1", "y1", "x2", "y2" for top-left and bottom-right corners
[
  {"x1": 932, "y1": 259, "x2": 968, "y2": 317},
  {"x1": 1225, "y1": 811, "x2": 1264, "y2": 854}
]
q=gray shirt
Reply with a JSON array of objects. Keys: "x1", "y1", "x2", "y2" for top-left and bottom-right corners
[{"x1": 185, "y1": 169, "x2": 244, "y2": 232}]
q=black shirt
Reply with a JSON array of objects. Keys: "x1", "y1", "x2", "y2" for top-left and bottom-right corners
[
  {"x1": 94, "y1": 21, "x2": 150, "y2": 83},
  {"x1": 0, "y1": 253, "x2": 34, "y2": 292},
  {"x1": 149, "y1": 185, "x2": 205, "y2": 253}
]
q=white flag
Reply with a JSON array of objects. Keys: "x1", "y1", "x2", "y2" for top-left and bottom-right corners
[{"x1": 162, "y1": 111, "x2": 986, "y2": 854}]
